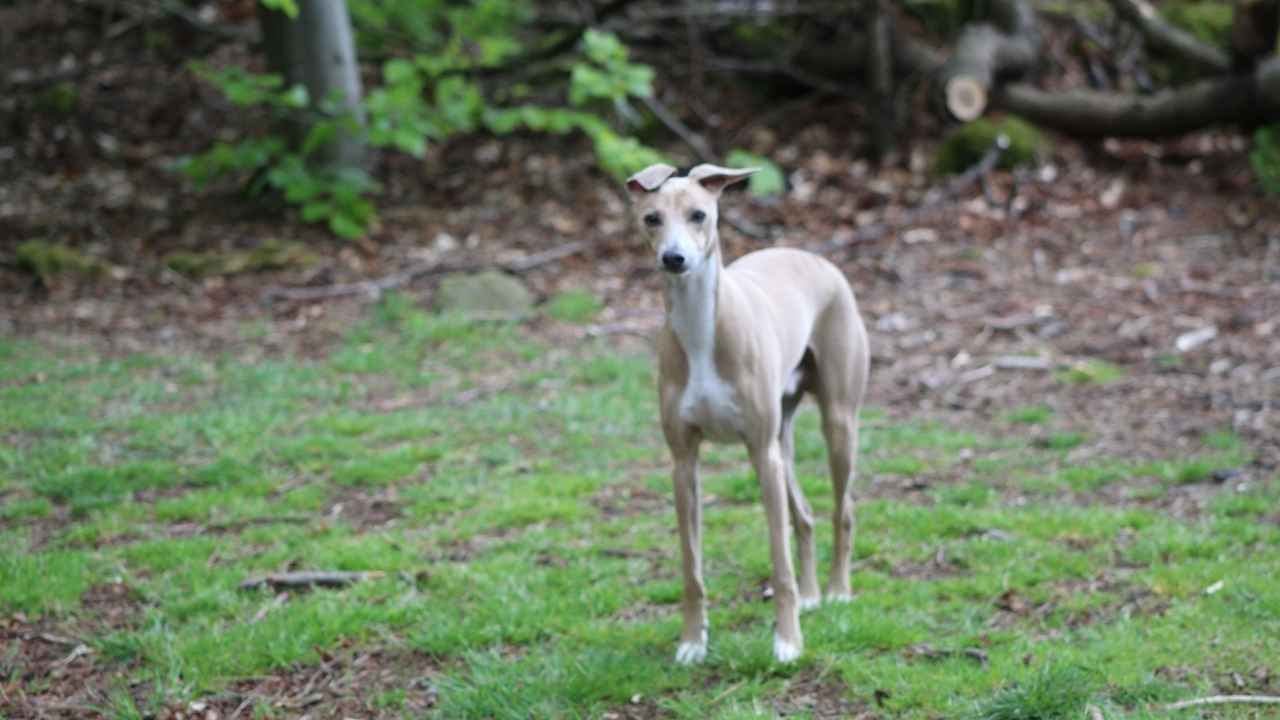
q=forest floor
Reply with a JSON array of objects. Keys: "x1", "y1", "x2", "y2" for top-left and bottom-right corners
[{"x1": 3, "y1": 4, "x2": 1280, "y2": 719}]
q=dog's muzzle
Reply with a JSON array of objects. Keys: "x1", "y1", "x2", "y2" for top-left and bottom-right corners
[{"x1": 661, "y1": 251, "x2": 687, "y2": 274}]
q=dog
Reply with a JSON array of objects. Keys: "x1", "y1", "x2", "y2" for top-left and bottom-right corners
[{"x1": 626, "y1": 163, "x2": 869, "y2": 664}]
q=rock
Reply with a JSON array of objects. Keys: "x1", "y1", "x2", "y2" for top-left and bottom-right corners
[{"x1": 435, "y1": 270, "x2": 533, "y2": 318}]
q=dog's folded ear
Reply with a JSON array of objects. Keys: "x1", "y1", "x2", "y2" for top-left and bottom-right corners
[
  {"x1": 626, "y1": 164, "x2": 678, "y2": 195},
  {"x1": 687, "y1": 164, "x2": 757, "y2": 195}
]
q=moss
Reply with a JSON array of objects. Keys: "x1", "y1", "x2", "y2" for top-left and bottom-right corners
[
  {"x1": 164, "y1": 239, "x2": 320, "y2": 278},
  {"x1": 16, "y1": 240, "x2": 106, "y2": 282},
  {"x1": 934, "y1": 115, "x2": 1046, "y2": 175},
  {"x1": 1162, "y1": 2, "x2": 1232, "y2": 49}
]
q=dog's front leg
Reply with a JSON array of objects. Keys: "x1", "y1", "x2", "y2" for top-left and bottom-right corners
[
  {"x1": 752, "y1": 440, "x2": 803, "y2": 663},
  {"x1": 672, "y1": 451, "x2": 708, "y2": 665}
]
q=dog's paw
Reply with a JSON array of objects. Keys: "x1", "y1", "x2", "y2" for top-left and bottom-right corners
[
  {"x1": 773, "y1": 634, "x2": 802, "y2": 663},
  {"x1": 824, "y1": 590, "x2": 853, "y2": 604},
  {"x1": 675, "y1": 640, "x2": 707, "y2": 665},
  {"x1": 798, "y1": 594, "x2": 821, "y2": 612}
]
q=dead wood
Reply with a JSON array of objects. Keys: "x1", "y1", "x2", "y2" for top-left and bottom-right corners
[
  {"x1": 1162, "y1": 695, "x2": 1280, "y2": 711},
  {"x1": 935, "y1": 0, "x2": 1041, "y2": 121},
  {"x1": 260, "y1": 239, "x2": 587, "y2": 303},
  {"x1": 995, "y1": 56, "x2": 1280, "y2": 137},
  {"x1": 238, "y1": 571, "x2": 386, "y2": 591},
  {"x1": 1105, "y1": 0, "x2": 1229, "y2": 75}
]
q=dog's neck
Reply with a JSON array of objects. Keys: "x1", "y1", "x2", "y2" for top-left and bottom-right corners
[{"x1": 663, "y1": 241, "x2": 725, "y2": 381}]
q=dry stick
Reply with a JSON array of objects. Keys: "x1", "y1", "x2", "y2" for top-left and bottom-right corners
[
  {"x1": 260, "y1": 240, "x2": 587, "y2": 303},
  {"x1": 1162, "y1": 695, "x2": 1280, "y2": 711},
  {"x1": 238, "y1": 571, "x2": 386, "y2": 591},
  {"x1": 639, "y1": 93, "x2": 715, "y2": 162}
]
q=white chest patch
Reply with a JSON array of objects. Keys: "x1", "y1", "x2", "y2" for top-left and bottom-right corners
[
  {"x1": 679, "y1": 365, "x2": 742, "y2": 443},
  {"x1": 666, "y1": 262, "x2": 743, "y2": 443}
]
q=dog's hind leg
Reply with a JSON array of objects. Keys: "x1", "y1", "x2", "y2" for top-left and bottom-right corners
[
  {"x1": 781, "y1": 357, "x2": 820, "y2": 611},
  {"x1": 813, "y1": 297, "x2": 869, "y2": 602}
]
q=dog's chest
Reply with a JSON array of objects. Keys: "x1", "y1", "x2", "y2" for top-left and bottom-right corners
[{"x1": 679, "y1": 368, "x2": 742, "y2": 443}]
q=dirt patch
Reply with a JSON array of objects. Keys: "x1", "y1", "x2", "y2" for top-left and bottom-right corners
[
  {"x1": 0, "y1": 615, "x2": 125, "y2": 719},
  {"x1": 882, "y1": 548, "x2": 968, "y2": 580},
  {"x1": 145, "y1": 644, "x2": 442, "y2": 720},
  {"x1": 327, "y1": 487, "x2": 404, "y2": 531},
  {"x1": 772, "y1": 667, "x2": 868, "y2": 719},
  {"x1": 986, "y1": 572, "x2": 1169, "y2": 632},
  {"x1": 78, "y1": 581, "x2": 145, "y2": 630},
  {"x1": 592, "y1": 483, "x2": 667, "y2": 518}
]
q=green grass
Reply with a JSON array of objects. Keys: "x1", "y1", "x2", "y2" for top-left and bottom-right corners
[{"x1": 1, "y1": 293, "x2": 1277, "y2": 718}]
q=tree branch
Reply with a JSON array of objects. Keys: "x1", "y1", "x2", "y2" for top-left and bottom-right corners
[
  {"x1": 1105, "y1": 0, "x2": 1229, "y2": 75},
  {"x1": 261, "y1": 240, "x2": 588, "y2": 303}
]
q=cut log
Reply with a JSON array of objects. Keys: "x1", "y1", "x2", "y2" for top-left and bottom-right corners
[
  {"x1": 995, "y1": 57, "x2": 1280, "y2": 138},
  {"x1": 238, "y1": 571, "x2": 385, "y2": 591},
  {"x1": 1105, "y1": 0, "x2": 1229, "y2": 75},
  {"x1": 935, "y1": 0, "x2": 1041, "y2": 122}
]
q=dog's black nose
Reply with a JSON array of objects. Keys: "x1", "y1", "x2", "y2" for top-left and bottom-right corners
[{"x1": 661, "y1": 251, "x2": 686, "y2": 272}]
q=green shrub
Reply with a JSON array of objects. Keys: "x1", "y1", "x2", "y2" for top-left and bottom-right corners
[{"x1": 181, "y1": 2, "x2": 665, "y2": 240}]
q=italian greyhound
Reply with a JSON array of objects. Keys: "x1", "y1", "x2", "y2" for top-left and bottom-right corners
[{"x1": 625, "y1": 163, "x2": 869, "y2": 664}]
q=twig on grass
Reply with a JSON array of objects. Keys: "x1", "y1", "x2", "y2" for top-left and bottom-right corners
[
  {"x1": 1161, "y1": 695, "x2": 1280, "y2": 711},
  {"x1": 260, "y1": 240, "x2": 587, "y2": 303},
  {"x1": 238, "y1": 570, "x2": 386, "y2": 591}
]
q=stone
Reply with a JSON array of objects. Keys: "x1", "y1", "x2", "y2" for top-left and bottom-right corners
[{"x1": 435, "y1": 270, "x2": 533, "y2": 318}]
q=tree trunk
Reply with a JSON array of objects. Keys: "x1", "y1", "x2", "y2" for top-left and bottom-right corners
[
  {"x1": 867, "y1": 0, "x2": 896, "y2": 159},
  {"x1": 258, "y1": 0, "x2": 365, "y2": 170},
  {"x1": 298, "y1": 0, "x2": 366, "y2": 170}
]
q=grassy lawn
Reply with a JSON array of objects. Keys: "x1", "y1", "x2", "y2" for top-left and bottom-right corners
[{"x1": 2, "y1": 293, "x2": 1277, "y2": 719}]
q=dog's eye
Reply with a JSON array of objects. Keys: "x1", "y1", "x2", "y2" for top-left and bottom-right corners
[
  {"x1": 689, "y1": 210, "x2": 706, "y2": 223},
  {"x1": 643, "y1": 213, "x2": 662, "y2": 228}
]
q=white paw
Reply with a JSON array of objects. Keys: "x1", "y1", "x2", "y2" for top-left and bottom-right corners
[
  {"x1": 675, "y1": 630, "x2": 708, "y2": 665},
  {"x1": 798, "y1": 595, "x2": 821, "y2": 612},
  {"x1": 824, "y1": 591, "x2": 853, "y2": 604},
  {"x1": 773, "y1": 634, "x2": 802, "y2": 663}
]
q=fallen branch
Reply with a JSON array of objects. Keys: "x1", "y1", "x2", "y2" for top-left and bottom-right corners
[
  {"x1": 238, "y1": 570, "x2": 385, "y2": 591},
  {"x1": 1105, "y1": 0, "x2": 1229, "y2": 75},
  {"x1": 1162, "y1": 695, "x2": 1280, "y2": 711},
  {"x1": 995, "y1": 55, "x2": 1280, "y2": 137},
  {"x1": 261, "y1": 239, "x2": 587, "y2": 303}
]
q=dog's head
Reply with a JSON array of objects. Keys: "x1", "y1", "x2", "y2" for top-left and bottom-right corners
[{"x1": 625, "y1": 163, "x2": 756, "y2": 276}]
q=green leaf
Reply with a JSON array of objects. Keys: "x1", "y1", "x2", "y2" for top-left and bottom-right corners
[
  {"x1": 383, "y1": 59, "x2": 418, "y2": 85},
  {"x1": 279, "y1": 84, "x2": 309, "y2": 109},
  {"x1": 329, "y1": 212, "x2": 367, "y2": 239},
  {"x1": 260, "y1": 0, "x2": 298, "y2": 18},
  {"x1": 301, "y1": 122, "x2": 338, "y2": 157},
  {"x1": 300, "y1": 202, "x2": 331, "y2": 222},
  {"x1": 726, "y1": 150, "x2": 785, "y2": 197}
]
